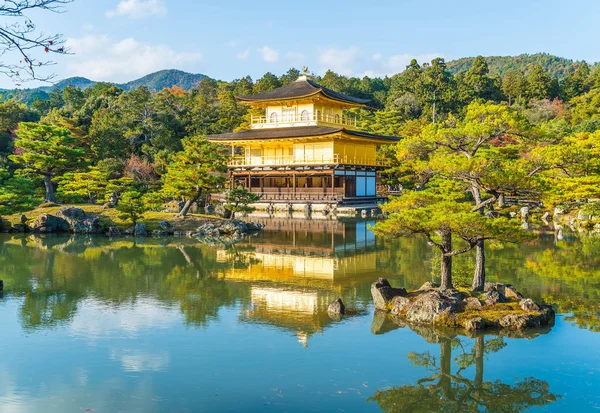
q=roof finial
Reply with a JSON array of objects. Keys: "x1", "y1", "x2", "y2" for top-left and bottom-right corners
[{"x1": 297, "y1": 67, "x2": 309, "y2": 82}]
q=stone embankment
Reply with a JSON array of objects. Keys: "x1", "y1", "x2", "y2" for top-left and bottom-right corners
[{"x1": 372, "y1": 278, "x2": 555, "y2": 331}]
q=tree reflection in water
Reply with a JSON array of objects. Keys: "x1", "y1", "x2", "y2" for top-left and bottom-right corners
[{"x1": 369, "y1": 323, "x2": 560, "y2": 412}]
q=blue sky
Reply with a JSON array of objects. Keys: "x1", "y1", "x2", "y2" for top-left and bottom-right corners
[{"x1": 8, "y1": 0, "x2": 600, "y2": 88}]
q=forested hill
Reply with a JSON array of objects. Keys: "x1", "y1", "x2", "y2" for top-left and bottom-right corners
[
  {"x1": 1, "y1": 54, "x2": 596, "y2": 105},
  {"x1": 446, "y1": 53, "x2": 590, "y2": 80},
  {"x1": 0, "y1": 69, "x2": 209, "y2": 104}
]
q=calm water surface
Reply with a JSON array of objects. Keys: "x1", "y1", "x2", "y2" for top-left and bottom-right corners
[{"x1": 1, "y1": 219, "x2": 599, "y2": 412}]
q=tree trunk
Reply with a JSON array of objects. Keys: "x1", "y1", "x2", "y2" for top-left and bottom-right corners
[
  {"x1": 472, "y1": 240, "x2": 486, "y2": 291},
  {"x1": 474, "y1": 336, "x2": 484, "y2": 389},
  {"x1": 471, "y1": 185, "x2": 486, "y2": 291},
  {"x1": 440, "y1": 231, "x2": 453, "y2": 290},
  {"x1": 178, "y1": 195, "x2": 200, "y2": 217},
  {"x1": 43, "y1": 175, "x2": 55, "y2": 203},
  {"x1": 439, "y1": 338, "x2": 452, "y2": 397}
]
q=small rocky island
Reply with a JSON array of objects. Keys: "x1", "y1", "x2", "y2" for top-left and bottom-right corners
[
  {"x1": 372, "y1": 278, "x2": 555, "y2": 331},
  {"x1": 0, "y1": 205, "x2": 263, "y2": 241}
]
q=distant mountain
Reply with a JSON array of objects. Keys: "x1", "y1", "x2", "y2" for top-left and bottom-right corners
[
  {"x1": 39, "y1": 76, "x2": 97, "y2": 93},
  {"x1": 0, "y1": 69, "x2": 210, "y2": 104},
  {"x1": 446, "y1": 53, "x2": 591, "y2": 79},
  {"x1": 120, "y1": 69, "x2": 208, "y2": 91}
]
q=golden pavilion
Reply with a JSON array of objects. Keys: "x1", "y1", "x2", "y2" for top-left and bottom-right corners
[{"x1": 207, "y1": 75, "x2": 399, "y2": 208}]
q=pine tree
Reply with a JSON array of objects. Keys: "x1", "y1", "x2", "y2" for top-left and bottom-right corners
[
  {"x1": 161, "y1": 136, "x2": 229, "y2": 217},
  {"x1": 10, "y1": 123, "x2": 87, "y2": 203}
]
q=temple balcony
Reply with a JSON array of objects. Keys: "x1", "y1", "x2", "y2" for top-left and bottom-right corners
[
  {"x1": 228, "y1": 154, "x2": 389, "y2": 168},
  {"x1": 250, "y1": 112, "x2": 357, "y2": 130}
]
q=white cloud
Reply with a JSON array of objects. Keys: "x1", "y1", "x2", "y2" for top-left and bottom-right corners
[
  {"x1": 285, "y1": 51, "x2": 305, "y2": 64},
  {"x1": 64, "y1": 35, "x2": 201, "y2": 82},
  {"x1": 258, "y1": 46, "x2": 279, "y2": 63},
  {"x1": 69, "y1": 298, "x2": 180, "y2": 340},
  {"x1": 370, "y1": 53, "x2": 442, "y2": 77},
  {"x1": 111, "y1": 349, "x2": 171, "y2": 372},
  {"x1": 236, "y1": 49, "x2": 251, "y2": 61},
  {"x1": 319, "y1": 46, "x2": 443, "y2": 77},
  {"x1": 106, "y1": 0, "x2": 166, "y2": 19},
  {"x1": 319, "y1": 46, "x2": 361, "y2": 76}
]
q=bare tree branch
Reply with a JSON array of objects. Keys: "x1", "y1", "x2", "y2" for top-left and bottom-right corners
[{"x1": 0, "y1": 0, "x2": 73, "y2": 84}]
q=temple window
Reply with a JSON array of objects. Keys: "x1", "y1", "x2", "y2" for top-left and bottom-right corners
[
  {"x1": 283, "y1": 108, "x2": 295, "y2": 122},
  {"x1": 300, "y1": 110, "x2": 309, "y2": 121},
  {"x1": 270, "y1": 112, "x2": 278, "y2": 123}
]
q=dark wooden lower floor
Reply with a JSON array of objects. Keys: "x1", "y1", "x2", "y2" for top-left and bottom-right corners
[{"x1": 226, "y1": 168, "x2": 379, "y2": 203}]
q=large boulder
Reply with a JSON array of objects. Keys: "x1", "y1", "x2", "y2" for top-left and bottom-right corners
[
  {"x1": 245, "y1": 222, "x2": 264, "y2": 232},
  {"x1": 73, "y1": 217, "x2": 102, "y2": 234},
  {"x1": 158, "y1": 220, "x2": 174, "y2": 233},
  {"x1": 134, "y1": 223, "x2": 147, "y2": 236},
  {"x1": 390, "y1": 296, "x2": 411, "y2": 315},
  {"x1": 371, "y1": 278, "x2": 407, "y2": 310},
  {"x1": 465, "y1": 317, "x2": 484, "y2": 331},
  {"x1": 12, "y1": 223, "x2": 29, "y2": 233},
  {"x1": 484, "y1": 289, "x2": 507, "y2": 305},
  {"x1": 504, "y1": 285, "x2": 524, "y2": 300},
  {"x1": 196, "y1": 223, "x2": 220, "y2": 237},
  {"x1": 519, "y1": 298, "x2": 540, "y2": 312},
  {"x1": 31, "y1": 214, "x2": 69, "y2": 233},
  {"x1": 327, "y1": 298, "x2": 345, "y2": 315},
  {"x1": 464, "y1": 296, "x2": 483, "y2": 310},
  {"x1": 215, "y1": 203, "x2": 232, "y2": 219},
  {"x1": 220, "y1": 220, "x2": 247, "y2": 234},
  {"x1": 497, "y1": 314, "x2": 541, "y2": 330},
  {"x1": 106, "y1": 226, "x2": 121, "y2": 237},
  {"x1": 56, "y1": 206, "x2": 86, "y2": 227},
  {"x1": 418, "y1": 281, "x2": 440, "y2": 291},
  {"x1": 405, "y1": 290, "x2": 457, "y2": 324}
]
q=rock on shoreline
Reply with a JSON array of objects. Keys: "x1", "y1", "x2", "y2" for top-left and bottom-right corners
[
  {"x1": 371, "y1": 277, "x2": 555, "y2": 331},
  {"x1": 2, "y1": 206, "x2": 263, "y2": 240}
]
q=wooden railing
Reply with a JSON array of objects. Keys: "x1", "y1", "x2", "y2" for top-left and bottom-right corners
[
  {"x1": 251, "y1": 112, "x2": 357, "y2": 128},
  {"x1": 228, "y1": 154, "x2": 389, "y2": 167},
  {"x1": 248, "y1": 188, "x2": 345, "y2": 202}
]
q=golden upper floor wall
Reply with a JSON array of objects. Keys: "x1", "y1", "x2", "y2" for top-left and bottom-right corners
[
  {"x1": 252, "y1": 99, "x2": 357, "y2": 130},
  {"x1": 230, "y1": 137, "x2": 381, "y2": 167}
]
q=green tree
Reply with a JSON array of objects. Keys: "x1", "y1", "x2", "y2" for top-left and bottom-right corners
[
  {"x1": 56, "y1": 167, "x2": 108, "y2": 204},
  {"x1": 10, "y1": 123, "x2": 87, "y2": 203},
  {"x1": 463, "y1": 56, "x2": 498, "y2": 101},
  {"x1": 224, "y1": 187, "x2": 261, "y2": 219},
  {"x1": 375, "y1": 187, "x2": 527, "y2": 290},
  {"x1": 562, "y1": 62, "x2": 591, "y2": 100},
  {"x1": 387, "y1": 102, "x2": 536, "y2": 290},
  {"x1": 0, "y1": 168, "x2": 39, "y2": 214},
  {"x1": 527, "y1": 64, "x2": 553, "y2": 100},
  {"x1": 253, "y1": 72, "x2": 282, "y2": 94},
  {"x1": 117, "y1": 189, "x2": 147, "y2": 225},
  {"x1": 420, "y1": 58, "x2": 454, "y2": 123},
  {"x1": 161, "y1": 136, "x2": 229, "y2": 217},
  {"x1": 370, "y1": 332, "x2": 559, "y2": 412},
  {"x1": 502, "y1": 69, "x2": 527, "y2": 105}
]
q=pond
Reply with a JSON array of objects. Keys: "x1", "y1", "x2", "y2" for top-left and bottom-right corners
[{"x1": 0, "y1": 219, "x2": 599, "y2": 412}]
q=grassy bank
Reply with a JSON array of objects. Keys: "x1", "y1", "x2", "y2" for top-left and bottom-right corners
[{"x1": 3, "y1": 204, "x2": 225, "y2": 232}]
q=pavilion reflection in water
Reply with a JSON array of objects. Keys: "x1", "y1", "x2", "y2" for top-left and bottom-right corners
[{"x1": 216, "y1": 219, "x2": 381, "y2": 346}]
